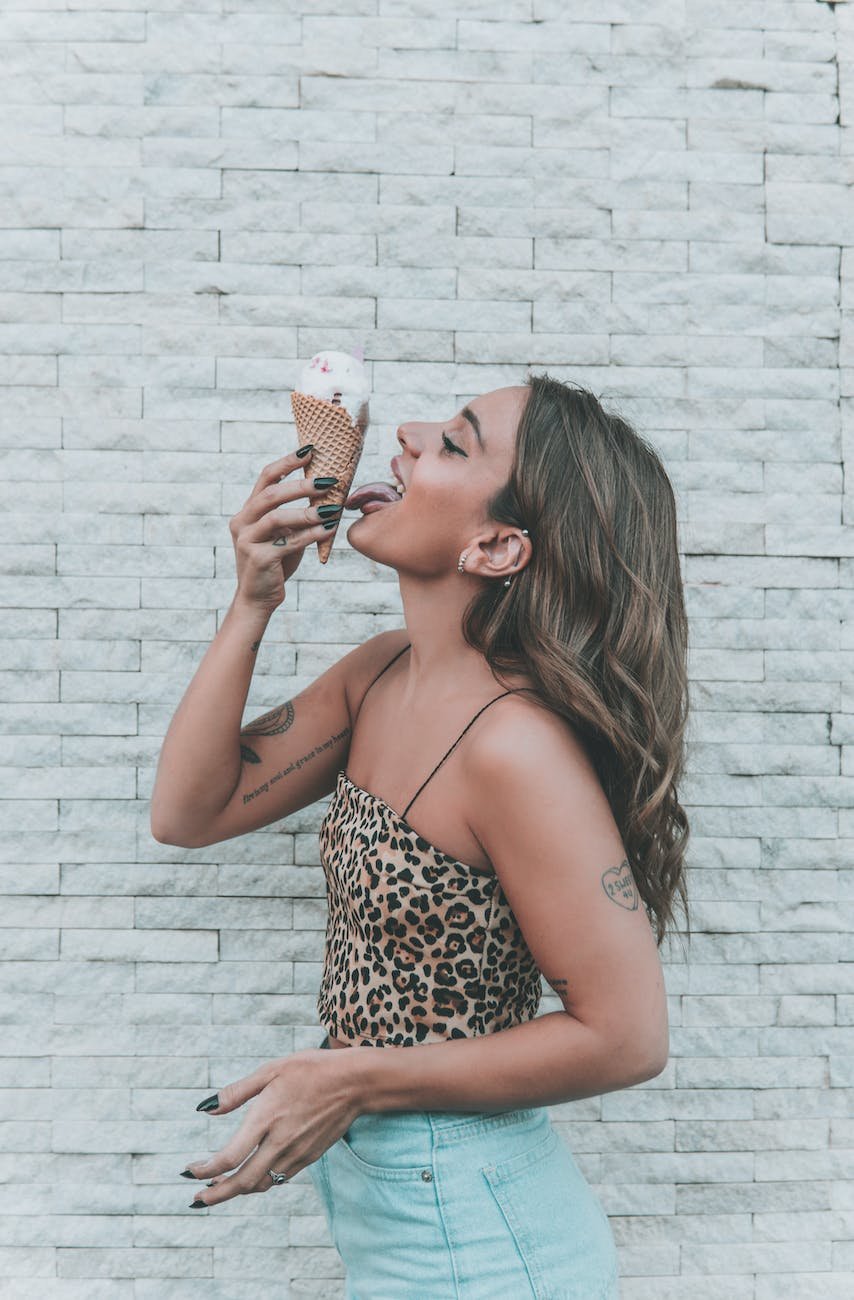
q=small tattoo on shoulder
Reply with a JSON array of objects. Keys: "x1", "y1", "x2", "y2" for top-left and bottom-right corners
[{"x1": 601, "y1": 859, "x2": 639, "y2": 910}]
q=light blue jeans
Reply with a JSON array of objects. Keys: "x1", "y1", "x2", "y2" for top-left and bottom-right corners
[{"x1": 308, "y1": 1035, "x2": 620, "y2": 1299}]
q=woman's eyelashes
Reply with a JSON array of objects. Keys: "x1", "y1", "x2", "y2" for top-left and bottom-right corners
[{"x1": 441, "y1": 431, "x2": 466, "y2": 457}]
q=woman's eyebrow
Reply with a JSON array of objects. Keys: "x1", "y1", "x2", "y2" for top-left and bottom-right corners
[{"x1": 460, "y1": 406, "x2": 485, "y2": 452}]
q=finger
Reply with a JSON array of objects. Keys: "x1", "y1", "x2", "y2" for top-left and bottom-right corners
[
  {"x1": 195, "y1": 1135, "x2": 297, "y2": 1207},
  {"x1": 194, "y1": 1059, "x2": 282, "y2": 1117},
  {"x1": 242, "y1": 472, "x2": 337, "y2": 532},
  {"x1": 183, "y1": 1132, "x2": 261, "y2": 1183},
  {"x1": 260, "y1": 515, "x2": 344, "y2": 550},
  {"x1": 241, "y1": 501, "x2": 323, "y2": 544},
  {"x1": 249, "y1": 447, "x2": 313, "y2": 498}
]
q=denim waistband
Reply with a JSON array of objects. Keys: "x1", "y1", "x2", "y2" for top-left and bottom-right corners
[{"x1": 350, "y1": 1104, "x2": 544, "y2": 1142}]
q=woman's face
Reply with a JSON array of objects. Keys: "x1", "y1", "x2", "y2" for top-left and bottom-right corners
[{"x1": 347, "y1": 385, "x2": 531, "y2": 580}]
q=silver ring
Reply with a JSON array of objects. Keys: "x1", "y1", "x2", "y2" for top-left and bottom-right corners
[{"x1": 268, "y1": 1169, "x2": 289, "y2": 1185}]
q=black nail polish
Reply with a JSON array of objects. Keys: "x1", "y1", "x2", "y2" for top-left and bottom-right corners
[
  {"x1": 196, "y1": 1093, "x2": 219, "y2": 1112},
  {"x1": 318, "y1": 503, "x2": 343, "y2": 518},
  {"x1": 296, "y1": 444, "x2": 314, "y2": 458},
  {"x1": 180, "y1": 1168, "x2": 198, "y2": 1179},
  {"x1": 323, "y1": 520, "x2": 339, "y2": 530},
  {"x1": 189, "y1": 1199, "x2": 206, "y2": 1209},
  {"x1": 313, "y1": 476, "x2": 339, "y2": 488}
]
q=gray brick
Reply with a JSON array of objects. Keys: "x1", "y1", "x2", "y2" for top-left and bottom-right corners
[
  {"x1": 59, "y1": 931, "x2": 218, "y2": 962},
  {"x1": 2, "y1": 5, "x2": 853, "y2": 1294}
]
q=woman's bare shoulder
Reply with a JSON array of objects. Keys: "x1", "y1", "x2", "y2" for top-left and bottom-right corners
[{"x1": 473, "y1": 683, "x2": 592, "y2": 773}]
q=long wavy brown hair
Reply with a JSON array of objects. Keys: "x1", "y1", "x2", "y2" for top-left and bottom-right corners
[{"x1": 463, "y1": 373, "x2": 691, "y2": 953}]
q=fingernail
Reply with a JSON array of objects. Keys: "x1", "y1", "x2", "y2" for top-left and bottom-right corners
[
  {"x1": 180, "y1": 1168, "x2": 198, "y2": 1179},
  {"x1": 189, "y1": 1199, "x2": 206, "y2": 1209},
  {"x1": 318, "y1": 504, "x2": 343, "y2": 518},
  {"x1": 323, "y1": 520, "x2": 339, "y2": 530},
  {"x1": 205, "y1": 1181, "x2": 216, "y2": 1187},
  {"x1": 196, "y1": 1093, "x2": 219, "y2": 1112},
  {"x1": 313, "y1": 476, "x2": 339, "y2": 488},
  {"x1": 296, "y1": 444, "x2": 314, "y2": 458}
]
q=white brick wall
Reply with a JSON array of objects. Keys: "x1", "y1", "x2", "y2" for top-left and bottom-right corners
[{"x1": 1, "y1": 1, "x2": 852, "y2": 1294}]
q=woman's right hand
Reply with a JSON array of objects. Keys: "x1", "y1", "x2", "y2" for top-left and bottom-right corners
[{"x1": 229, "y1": 448, "x2": 342, "y2": 613}]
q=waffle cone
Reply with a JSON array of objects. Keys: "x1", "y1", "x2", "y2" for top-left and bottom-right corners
[{"x1": 291, "y1": 391, "x2": 368, "y2": 564}]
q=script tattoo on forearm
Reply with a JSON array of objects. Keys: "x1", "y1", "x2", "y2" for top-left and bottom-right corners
[
  {"x1": 239, "y1": 723, "x2": 351, "y2": 806},
  {"x1": 601, "y1": 858, "x2": 639, "y2": 910},
  {"x1": 546, "y1": 976, "x2": 570, "y2": 1006}
]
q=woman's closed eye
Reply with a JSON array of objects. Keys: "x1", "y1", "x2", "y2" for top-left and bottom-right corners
[{"x1": 441, "y1": 431, "x2": 466, "y2": 457}]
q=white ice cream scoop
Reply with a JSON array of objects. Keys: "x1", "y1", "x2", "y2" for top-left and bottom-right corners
[{"x1": 298, "y1": 350, "x2": 370, "y2": 429}]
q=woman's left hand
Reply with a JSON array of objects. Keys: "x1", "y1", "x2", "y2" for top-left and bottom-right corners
[{"x1": 180, "y1": 1044, "x2": 360, "y2": 1206}]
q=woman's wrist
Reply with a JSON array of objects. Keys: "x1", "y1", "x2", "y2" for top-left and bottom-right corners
[
  {"x1": 228, "y1": 592, "x2": 278, "y2": 635},
  {"x1": 343, "y1": 1046, "x2": 382, "y2": 1115}
]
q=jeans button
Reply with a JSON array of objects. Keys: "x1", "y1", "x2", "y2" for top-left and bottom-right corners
[{"x1": 421, "y1": 1169, "x2": 433, "y2": 1181}]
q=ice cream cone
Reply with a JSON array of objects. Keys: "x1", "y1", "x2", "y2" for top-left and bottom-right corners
[{"x1": 290, "y1": 390, "x2": 367, "y2": 564}]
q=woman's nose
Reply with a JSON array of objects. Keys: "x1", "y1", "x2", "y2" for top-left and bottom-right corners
[
  {"x1": 396, "y1": 424, "x2": 418, "y2": 454},
  {"x1": 396, "y1": 420, "x2": 434, "y2": 450}
]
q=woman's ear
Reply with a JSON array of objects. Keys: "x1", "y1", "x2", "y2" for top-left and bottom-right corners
[{"x1": 470, "y1": 529, "x2": 528, "y2": 579}]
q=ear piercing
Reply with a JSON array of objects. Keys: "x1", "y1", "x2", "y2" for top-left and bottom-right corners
[{"x1": 457, "y1": 530, "x2": 529, "y2": 588}]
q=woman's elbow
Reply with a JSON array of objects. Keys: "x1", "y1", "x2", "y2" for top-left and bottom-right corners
[{"x1": 149, "y1": 816, "x2": 202, "y2": 849}]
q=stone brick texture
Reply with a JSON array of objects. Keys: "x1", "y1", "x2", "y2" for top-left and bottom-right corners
[{"x1": 0, "y1": 0, "x2": 852, "y2": 1294}]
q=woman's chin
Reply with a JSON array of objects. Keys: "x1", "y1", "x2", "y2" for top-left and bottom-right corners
[{"x1": 344, "y1": 508, "x2": 404, "y2": 565}]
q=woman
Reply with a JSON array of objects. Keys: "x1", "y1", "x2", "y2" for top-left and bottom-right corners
[{"x1": 151, "y1": 373, "x2": 691, "y2": 1298}]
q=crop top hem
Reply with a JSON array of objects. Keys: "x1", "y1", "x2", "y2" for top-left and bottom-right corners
[{"x1": 318, "y1": 1010, "x2": 540, "y2": 1050}]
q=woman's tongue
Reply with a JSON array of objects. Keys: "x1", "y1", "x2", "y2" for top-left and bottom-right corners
[{"x1": 345, "y1": 481, "x2": 401, "y2": 513}]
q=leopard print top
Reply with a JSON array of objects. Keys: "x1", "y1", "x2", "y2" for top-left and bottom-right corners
[{"x1": 316, "y1": 644, "x2": 543, "y2": 1048}]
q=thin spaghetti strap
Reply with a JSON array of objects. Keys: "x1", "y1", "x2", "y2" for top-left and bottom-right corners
[
  {"x1": 354, "y1": 642, "x2": 411, "y2": 725},
  {"x1": 401, "y1": 689, "x2": 518, "y2": 820},
  {"x1": 368, "y1": 641, "x2": 411, "y2": 690}
]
